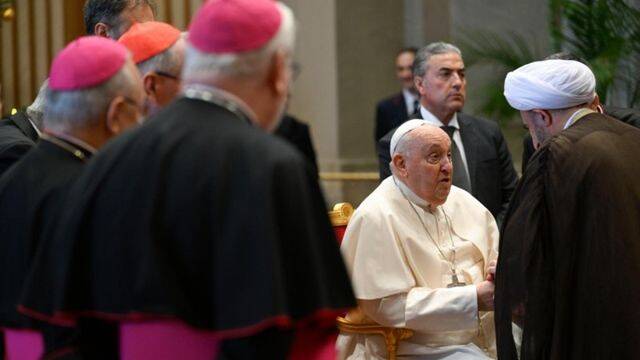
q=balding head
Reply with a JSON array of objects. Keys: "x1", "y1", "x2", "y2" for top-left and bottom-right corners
[
  {"x1": 391, "y1": 125, "x2": 453, "y2": 207},
  {"x1": 183, "y1": 1, "x2": 296, "y2": 132}
]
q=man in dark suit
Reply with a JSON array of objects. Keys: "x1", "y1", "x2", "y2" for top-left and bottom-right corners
[
  {"x1": 377, "y1": 42, "x2": 518, "y2": 225},
  {"x1": 0, "y1": 82, "x2": 47, "y2": 176},
  {"x1": 374, "y1": 47, "x2": 419, "y2": 143},
  {"x1": 276, "y1": 114, "x2": 318, "y2": 174}
]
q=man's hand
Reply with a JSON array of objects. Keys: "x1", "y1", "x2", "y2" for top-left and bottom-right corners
[
  {"x1": 476, "y1": 280, "x2": 495, "y2": 311},
  {"x1": 486, "y1": 260, "x2": 497, "y2": 282}
]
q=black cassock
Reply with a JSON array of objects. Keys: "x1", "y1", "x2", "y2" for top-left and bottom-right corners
[
  {"x1": 20, "y1": 97, "x2": 355, "y2": 357},
  {"x1": 495, "y1": 113, "x2": 640, "y2": 359},
  {"x1": 0, "y1": 137, "x2": 96, "y2": 355}
]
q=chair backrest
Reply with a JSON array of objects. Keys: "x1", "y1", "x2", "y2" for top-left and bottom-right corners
[
  {"x1": 2, "y1": 328, "x2": 44, "y2": 360},
  {"x1": 120, "y1": 320, "x2": 219, "y2": 360},
  {"x1": 328, "y1": 202, "x2": 354, "y2": 244}
]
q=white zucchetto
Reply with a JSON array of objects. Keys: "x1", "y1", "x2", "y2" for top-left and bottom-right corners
[
  {"x1": 504, "y1": 59, "x2": 596, "y2": 111},
  {"x1": 389, "y1": 119, "x2": 428, "y2": 157}
]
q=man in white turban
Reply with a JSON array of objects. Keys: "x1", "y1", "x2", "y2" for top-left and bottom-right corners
[
  {"x1": 495, "y1": 59, "x2": 640, "y2": 360},
  {"x1": 337, "y1": 120, "x2": 499, "y2": 359}
]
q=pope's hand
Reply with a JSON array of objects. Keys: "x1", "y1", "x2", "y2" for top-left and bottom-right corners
[
  {"x1": 476, "y1": 280, "x2": 495, "y2": 311},
  {"x1": 486, "y1": 260, "x2": 497, "y2": 282}
]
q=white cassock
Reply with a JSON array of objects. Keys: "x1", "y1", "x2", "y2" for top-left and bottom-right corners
[{"x1": 337, "y1": 177, "x2": 499, "y2": 359}]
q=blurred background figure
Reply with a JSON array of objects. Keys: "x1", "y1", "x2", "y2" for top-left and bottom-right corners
[
  {"x1": 374, "y1": 47, "x2": 418, "y2": 144},
  {"x1": 118, "y1": 21, "x2": 185, "y2": 116},
  {"x1": 84, "y1": 0, "x2": 156, "y2": 39},
  {"x1": 0, "y1": 36, "x2": 143, "y2": 358},
  {"x1": 18, "y1": 0, "x2": 354, "y2": 358},
  {"x1": 0, "y1": 83, "x2": 46, "y2": 176}
]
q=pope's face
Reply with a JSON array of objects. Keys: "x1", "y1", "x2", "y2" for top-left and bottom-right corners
[{"x1": 403, "y1": 129, "x2": 453, "y2": 206}]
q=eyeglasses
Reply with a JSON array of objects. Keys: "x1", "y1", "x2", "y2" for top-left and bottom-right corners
[{"x1": 155, "y1": 71, "x2": 181, "y2": 81}]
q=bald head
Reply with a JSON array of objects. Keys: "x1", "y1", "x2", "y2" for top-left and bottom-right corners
[{"x1": 392, "y1": 125, "x2": 453, "y2": 207}]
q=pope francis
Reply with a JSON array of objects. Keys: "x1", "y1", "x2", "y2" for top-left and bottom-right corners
[{"x1": 337, "y1": 120, "x2": 499, "y2": 359}]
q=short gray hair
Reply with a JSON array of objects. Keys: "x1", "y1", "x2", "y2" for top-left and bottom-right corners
[
  {"x1": 137, "y1": 37, "x2": 184, "y2": 77},
  {"x1": 27, "y1": 80, "x2": 48, "y2": 130},
  {"x1": 182, "y1": 2, "x2": 296, "y2": 81},
  {"x1": 413, "y1": 42, "x2": 462, "y2": 78},
  {"x1": 45, "y1": 62, "x2": 137, "y2": 131}
]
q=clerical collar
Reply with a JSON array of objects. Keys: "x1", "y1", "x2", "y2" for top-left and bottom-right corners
[
  {"x1": 182, "y1": 84, "x2": 258, "y2": 126},
  {"x1": 40, "y1": 132, "x2": 96, "y2": 162},
  {"x1": 393, "y1": 176, "x2": 432, "y2": 209},
  {"x1": 27, "y1": 117, "x2": 42, "y2": 137},
  {"x1": 420, "y1": 107, "x2": 459, "y2": 129},
  {"x1": 563, "y1": 108, "x2": 595, "y2": 130}
]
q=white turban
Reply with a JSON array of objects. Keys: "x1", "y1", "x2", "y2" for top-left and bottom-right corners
[
  {"x1": 389, "y1": 119, "x2": 428, "y2": 157},
  {"x1": 504, "y1": 59, "x2": 596, "y2": 111}
]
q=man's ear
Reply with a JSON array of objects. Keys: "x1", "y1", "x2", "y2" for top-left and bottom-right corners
[
  {"x1": 94, "y1": 23, "x2": 109, "y2": 37},
  {"x1": 267, "y1": 50, "x2": 289, "y2": 97},
  {"x1": 143, "y1": 73, "x2": 157, "y2": 100},
  {"x1": 414, "y1": 76, "x2": 425, "y2": 96},
  {"x1": 531, "y1": 109, "x2": 553, "y2": 128},
  {"x1": 105, "y1": 96, "x2": 126, "y2": 135},
  {"x1": 591, "y1": 93, "x2": 603, "y2": 112},
  {"x1": 392, "y1": 153, "x2": 408, "y2": 177}
]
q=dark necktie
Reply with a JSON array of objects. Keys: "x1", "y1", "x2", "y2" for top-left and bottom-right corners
[
  {"x1": 412, "y1": 99, "x2": 420, "y2": 117},
  {"x1": 440, "y1": 125, "x2": 472, "y2": 192}
]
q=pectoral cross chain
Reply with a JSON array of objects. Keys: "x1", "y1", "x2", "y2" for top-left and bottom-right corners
[{"x1": 447, "y1": 270, "x2": 466, "y2": 288}]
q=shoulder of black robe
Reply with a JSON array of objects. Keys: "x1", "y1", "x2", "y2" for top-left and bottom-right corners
[
  {"x1": 275, "y1": 114, "x2": 319, "y2": 174},
  {"x1": 20, "y1": 98, "x2": 355, "y2": 336},
  {"x1": 0, "y1": 114, "x2": 37, "y2": 176},
  {"x1": 0, "y1": 139, "x2": 86, "y2": 329},
  {"x1": 496, "y1": 113, "x2": 640, "y2": 360}
]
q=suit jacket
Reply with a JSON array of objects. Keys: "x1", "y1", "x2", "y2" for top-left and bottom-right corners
[
  {"x1": 377, "y1": 112, "x2": 518, "y2": 226},
  {"x1": 0, "y1": 111, "x2": 39, "y2": 176},
  {"x1": 521, "y1": 105, "x2": 640, "y2": 173},
  {"x1": 375, "y1": 92, "x2": 411, "y2": 143},
  {"x1": 275, "y1": 114, "x2": 318, "y2": 174}
]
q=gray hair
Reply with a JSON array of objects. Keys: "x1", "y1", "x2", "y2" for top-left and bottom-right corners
[
  {"x1": 44, "y1": 62, "x2": 137, "y2": 131},
  {"x1": 26, "y1": 80, "x2": 48, "y2": 130},
  {"x1": 413, "y1": 42, "x2": 462, "y2": 78},
  {"x1": 137, "y1": 36, "x2": 185, "y2": 77},
  {"x1": 182, "y1": 2, "x2": 296, "y2": 81}
]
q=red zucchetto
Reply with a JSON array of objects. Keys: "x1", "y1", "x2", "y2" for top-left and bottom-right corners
[
  {"x1": 118, "y1": 22, "x2": 182, "y2": 64},
  {"x1": 49, "y1": 36, "x2": 129, "y2": 91},
  {"x1": 188, "y1": 0, "x2": 282, "y2": 54}
]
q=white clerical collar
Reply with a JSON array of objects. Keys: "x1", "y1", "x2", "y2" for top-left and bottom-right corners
[
  {"x1": 402, "y1": 88, "x2": 418, "y2": 103},
  {"x1": 393, "y1": 175, "x2": 434, "y2": 209},
  {"x1": 27, "y1": 117, "x2": 42, "y2": 137},
  {"x1": 182, "y1": 84, "x2": 259, "y2": 125},
  {"x1": 563, "y1": 108, "x2": 595, "y2": 130},
  {"x1": 420, "y1": 107, "x2": 459, "y2": 129}
]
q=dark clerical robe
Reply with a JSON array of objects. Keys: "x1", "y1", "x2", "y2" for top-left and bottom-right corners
[
  {"x1": 19, "y1": 97, "x2": 355, "y2": 358},
  {"x1": 495, "y1": 112, "x2": 640, "y2": 359},
  {"x1": 0, "y1": 136, "x2": 94, "y2": 356}
]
